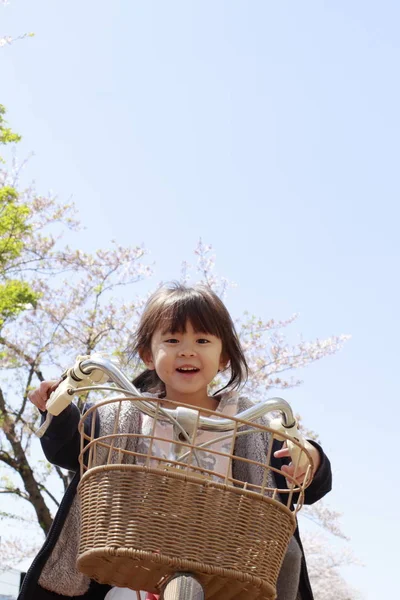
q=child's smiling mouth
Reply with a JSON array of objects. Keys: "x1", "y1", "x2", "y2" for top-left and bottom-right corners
[{"x1": 176, "y1": 365, "x2": 200, "y2": 375}]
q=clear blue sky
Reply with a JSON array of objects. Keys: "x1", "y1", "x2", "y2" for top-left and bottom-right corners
[{"x1": 2, "y1": 1, "x2": 400, "y2": 598}]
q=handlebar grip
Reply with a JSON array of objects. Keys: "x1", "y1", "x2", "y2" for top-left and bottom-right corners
[
  {"x1": 286, "y1": 438, "x2": 310, "y2": 472},
  {"x1": 269, "y1": 418, "x2": 312, "y2": 472},
  {"x1": 46, "y1": 378, "x2": 74, "y2": 416},
  {"x1": 45, "y1": 355, "x2": 110, "y2": 416}
]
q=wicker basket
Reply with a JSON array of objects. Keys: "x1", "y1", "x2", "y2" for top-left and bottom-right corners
[{"x1": 77, "y1": 398, "x2": 312, "y2": 599}]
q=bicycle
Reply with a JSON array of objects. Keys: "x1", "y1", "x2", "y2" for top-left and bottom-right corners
[{"x1": 39, "y1": 353, "x2": 314, "y2": 600}]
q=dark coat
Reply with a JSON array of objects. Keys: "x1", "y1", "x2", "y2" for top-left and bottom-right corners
[{"x1": 18, "y1": 403, "x2": 332, "y2": 600}]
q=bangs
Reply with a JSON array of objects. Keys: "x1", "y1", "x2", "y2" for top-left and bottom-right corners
[{"x1": 157, "y1": 294, "x2": 223, "y2": 338}]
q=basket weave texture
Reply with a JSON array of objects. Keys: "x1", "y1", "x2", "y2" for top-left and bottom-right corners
[
  {"x1": 77, "y1": 397, "x2": 312, "y2": 599},
  {"x1": 78, "y1": 466, "x2": 295, "y2": 599}
]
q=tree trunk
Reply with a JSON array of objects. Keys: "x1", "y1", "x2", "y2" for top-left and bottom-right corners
[
  {"x1": 18, "y1": 457, "x2": 53, "y2": 534},
  {"x1": 0, "y1": 388, "x2": 53, "y2": 534}
]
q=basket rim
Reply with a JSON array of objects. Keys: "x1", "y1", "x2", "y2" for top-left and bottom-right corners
[
  {"x1": 78, "y1": 395, "x2": 314, "y2": 494},
  {"x1": 79, "y1": 432, "x2": 307, "y2": 495}
]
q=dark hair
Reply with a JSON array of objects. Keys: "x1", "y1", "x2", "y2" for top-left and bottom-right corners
[{"x1": 129, "y1": 282, "x2": 248, "y2": 396}]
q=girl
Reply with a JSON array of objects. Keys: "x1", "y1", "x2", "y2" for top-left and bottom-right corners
[{"x1": 21, "y1": 283, "x2": 331, "y2": 600}]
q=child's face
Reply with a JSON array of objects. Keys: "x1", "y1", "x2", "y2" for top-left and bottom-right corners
[{"x1": 143, "y1": 320, "x2": 227, "y2": 402}]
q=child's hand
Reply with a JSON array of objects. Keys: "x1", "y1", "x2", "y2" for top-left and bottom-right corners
[
  {"x1": 274, "y1": 443, "x2": 321, "y2": 483},
  {"x1": 28, "y1": 380, "x2": 62, "y2": 412}
]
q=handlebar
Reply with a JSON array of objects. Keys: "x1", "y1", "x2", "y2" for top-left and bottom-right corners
[
  {"x1": 47, "y1": 354, "x2": 298, "y2": 429},
  {"x1": 40, "y1": 354, "x2": 312, "y2": 471}
]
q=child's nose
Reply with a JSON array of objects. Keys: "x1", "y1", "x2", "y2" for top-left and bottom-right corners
[{"x1": 178, "y1": 345, "x2": 196, "y2": 357}]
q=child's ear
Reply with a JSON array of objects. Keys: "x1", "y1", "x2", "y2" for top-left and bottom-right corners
[
  {"x1": 140, "y1": 350, "x2": 155, "y2": 371},
  {"x1": 219, "y1": 355, "x2": 230, "y2": 372}
]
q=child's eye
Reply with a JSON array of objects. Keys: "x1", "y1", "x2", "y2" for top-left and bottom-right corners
[
  {"x1": 165, "y1": 338, "x2": 179, "y2": 344},
  {"x1": 197, "y1": 339, "x2": 210, "y2": 344}
]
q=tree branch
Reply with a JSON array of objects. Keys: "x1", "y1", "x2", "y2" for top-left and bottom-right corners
[
  {"x1": 16, "y1": 362, "x2": 35, "y2": 423},
  {"x1": 54, "y1": 465, "x2": 70, "y2": 492},
  {"x1": 0, "y1": 449, "x2": 19, "y2": 470},
  {"x1": 38, "y1": 483, "x2": 60, "y2": 507},
  {"x1": 0, "y1": 336, "x2": 44, "y2": 381},
  {"x1": 0, "y1": 488, "x2": 29, "y2": 501}
]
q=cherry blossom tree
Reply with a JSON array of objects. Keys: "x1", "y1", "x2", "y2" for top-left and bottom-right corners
[
  {"x1": 304, "y1": 530, "x2": 361, "y2": 600},
  {"x1": 188, "y1": 240, "x2": 350, "y2": 397},
  {"x1": 0, "y1": 135, "x2": 355, "y2": 590},
  {"x1": 0, "y1": 7, "x2": 357, "y2": 590},
  {"x1": 297, "y1": 503, "x2": 361, "y2": 600},
  {"x1": 0, "y1": 106, "x2": 152, "y2": 538}
]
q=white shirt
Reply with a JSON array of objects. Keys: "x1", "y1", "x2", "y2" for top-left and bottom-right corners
[{"x1": 105, "y1": 589, "x2": 145, "y2": 599}]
